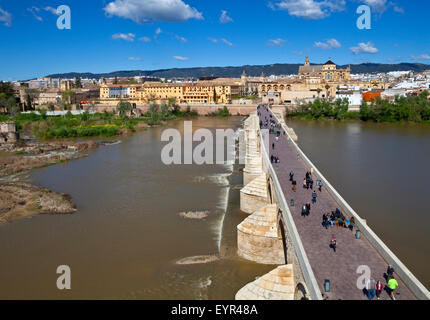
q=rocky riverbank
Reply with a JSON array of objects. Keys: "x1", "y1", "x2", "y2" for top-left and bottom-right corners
[
  {"x1": 0, "y1": 139, "x2": 116, "y2": 224},
  {"x1": 0, "y1": 140, "x2": 104, "y2": 176},
  {"x1": 0, "y1": 183, "x2": 76, "y2": 224}
]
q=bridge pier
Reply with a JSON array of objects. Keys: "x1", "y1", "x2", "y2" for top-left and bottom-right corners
[
  {"x1": 237, "y1": 204, "x2": 286, "y2": 264},
  {"x1": 240, "y1": 173, "x2": 270, "y2": 214},
  {"x1": 235, "y1": 265, "x2": 296, "y2": 300}
]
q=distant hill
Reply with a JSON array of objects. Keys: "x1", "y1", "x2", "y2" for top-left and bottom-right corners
[{"x1": 45, "y1": 62, "x2": 430, "y2": 80}]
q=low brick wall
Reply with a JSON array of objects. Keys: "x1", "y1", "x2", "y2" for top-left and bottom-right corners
[{"x1": 95, "y1": 104, "x2": 258, "y2": 116}]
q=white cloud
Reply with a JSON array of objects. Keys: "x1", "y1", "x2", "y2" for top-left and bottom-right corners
[
  {"x1": 173, "y1": 56, "x2": 189, "y2": 61},
  {"x1": 362, "y1": 0, "x2": 387, "y2": 12},
  {"x1": 28, "y1": 6, "x2": 43, "y2": 22},
  {"x1": 208, "y1": 38, "x2": 233, "y2": 46},
  {"x1": 43, "y1": 6, "x2": 60, "y2": 16},
  {"x1": 221, "y1": 38, "x2": 233, "y2": 46},
  {"x1": 270, "y1": 0, "x2": 345, "y2": 19},
  {"x1": 361, "y1": 0, "x2": 404, "y2": 14},
  {"x1": 104, "y1": 0, "x2": 203, "y2": 23},
  {"x1": 139, "y1": 36, "x2": 151, "y2": 42},
  {"x1": 411, "y1": 54, "x2": 430, "y2": 61},
  {"x1": 175, "y1": 35, "x2": 187, "y2": 43},
  {"x1": 267, "y1": 38, "x2": 286, "y2": 47},
  {"x1": 128, "y1": 57, "x2": 142, "y2": 61},
  {"x1": 0, "y1": 7, "x2": 12, "y2": 26},
  {"x1": 219, "y1": 10, "x2": 233, "y2": 24},
  {"x1": 154, "y1": 27, "x2": 162, "y2": 39},
  {"x1": 112, "y1": 33, "x2": 136, "y2": 42},
  {"x1": 392, "y1": 4, "x2": 404, "y2": 14},
  {"x1": 350, "y1": 42, "x2": 378, "y2": 54},
  {"x1": 314, "y1": 38, "x2": 341, "y2": 49}
]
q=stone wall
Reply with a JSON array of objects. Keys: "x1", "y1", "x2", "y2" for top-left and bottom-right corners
[
  {"x1": 237, "y1": 205, "x2": 285, "y2": 264},
  {"x1": 95, "y1": 104, "x2": 258, "y2": 116}
]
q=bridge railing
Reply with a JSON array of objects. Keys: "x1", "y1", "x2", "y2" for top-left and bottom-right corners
[
  {"x1": 269, "y1": 107, "x2": 430, "y2": 300},
  {"x1": 259, "y1": 124, "x2": 323, "y2": 301}
]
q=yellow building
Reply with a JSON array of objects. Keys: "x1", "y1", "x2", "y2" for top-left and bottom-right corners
[
  {"x1": 258, "y1": 56, "x2": 387, "y2": 104},
  {"x1": 299, "y1": 56, "x2": 351, "y2": 82},
  {"x1": 99, "y1": 81, "x2": 241, "y2": 105}
]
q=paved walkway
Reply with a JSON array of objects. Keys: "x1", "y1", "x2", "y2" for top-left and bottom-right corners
[{"x1": 258, "y1": 106, "x2": 416, "y2": 300}]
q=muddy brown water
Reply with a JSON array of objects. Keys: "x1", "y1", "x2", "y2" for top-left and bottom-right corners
[
  {"x1": 0, "y1": 117, "x2": 429, "y2": 299},
  {"x1": 0, "y1": 117, "x2": 274, "y2": 299}
]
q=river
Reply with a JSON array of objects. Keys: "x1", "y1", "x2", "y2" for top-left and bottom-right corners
[
  {"x1": 1, "y1": 116, "x2": 429, "y2": 298},
  {"x1": 0, "y1": 116, "x2": 274, "y2": 299},
  {"x1": 286, "y1": 119, "x2": 430, "y2": 289}
]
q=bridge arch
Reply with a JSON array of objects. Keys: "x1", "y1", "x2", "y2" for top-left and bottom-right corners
[
  {"x1": 277, "y1": 209, "x2": 289, "y2": 265},
  {"x1": 295, "y1": 282, "x2": 310, "y2": 300}
]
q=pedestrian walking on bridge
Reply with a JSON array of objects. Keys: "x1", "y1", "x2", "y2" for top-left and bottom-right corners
[
  {"x1": 366, "y1": 277, "x2": 377, "y2": 300},
  {"x1": 312, "y1": 191, "x2": 317, "y2": 204},
  {"x1": 330, "y1": 235, "x2": 337, "y2": 252},
  {"x1": 387, "y1": 277, "x2": 399, "y2": 300}
]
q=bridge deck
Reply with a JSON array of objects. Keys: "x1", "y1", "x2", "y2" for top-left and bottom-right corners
[{"x1": 259, "y1": 107, "x2": 416, "y2": 300}]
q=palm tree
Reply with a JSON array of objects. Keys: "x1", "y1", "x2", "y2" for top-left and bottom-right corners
[
  {"x1": 325, "y1": 84, "x2": 331, "y2": 99},
  {"x1": 316, "y1": 88, "x2": 322, "y2": 98}
]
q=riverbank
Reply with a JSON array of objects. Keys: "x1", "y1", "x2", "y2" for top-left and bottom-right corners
[
  {"x1": 0, "y1": 140, "x2": 102, "y2": 176},
  {"x1": 289, "y1": 91, "x2": 430, "y2": 123},
  {"x1": 0, "y1": 183, "x2": 76, "y2": 224},
  {"x1": 0, "y1": 105, "x2": 200, "y2": 223}
]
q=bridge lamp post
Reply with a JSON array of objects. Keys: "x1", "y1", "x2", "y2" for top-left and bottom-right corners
[
  {"x1": 356, "y1": 229, "x2": 361, "y2": 239},
  {"x1": 324, "y1": 280, "x2": 330, "y2": 292}
]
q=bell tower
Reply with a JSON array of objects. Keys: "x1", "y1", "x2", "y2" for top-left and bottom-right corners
[{"x1": 304, "y1": 56, "x2": 310, "y2": 66}]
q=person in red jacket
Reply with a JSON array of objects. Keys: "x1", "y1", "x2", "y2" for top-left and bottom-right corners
[
  {"x1": 376, "y1": 280, "x2": 384, "y2": 300},
  {"x1": 330, "y1": 235, "x2": 337, "y2": 252}
]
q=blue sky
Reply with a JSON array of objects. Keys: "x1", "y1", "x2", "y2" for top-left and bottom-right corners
[{"x1": 0, "y1": 0, "x2": 429, "y2": 80}]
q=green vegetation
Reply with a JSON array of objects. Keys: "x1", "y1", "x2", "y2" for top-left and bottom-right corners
[
  {"x1": 287, "y1": 91, "x2": 430, "y2": 123},
  {"x1": 208, "y1": 106, "x2": 231, "y2": 117},
  {"x1": 0, "y1": 81, "x2": 19, "y2": 116},
  {"x1": 359, "y1": 91, "x2": 430, "y2": 122},
  {"x1": 289, "y1": 98, "x2": 356, "y2": 120},
  {"x1": 2, "y1": 100, "x2": 198, "y2": 140}
]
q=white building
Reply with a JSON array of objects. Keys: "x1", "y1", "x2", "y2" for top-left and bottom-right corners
[{"x1": 335, "y1": 87, "x2": 363, "y2": 111}]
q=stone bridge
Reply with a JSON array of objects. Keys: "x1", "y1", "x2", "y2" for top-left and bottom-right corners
[{"x1": 235, "y1": 106, "x2": 430, "y2": 300}]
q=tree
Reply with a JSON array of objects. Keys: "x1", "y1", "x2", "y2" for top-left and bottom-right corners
[
  {"x1": 24, "y1": 89, "x2": 39, "y2": 111},
  {"x1": 74, "y1": 77, "x2": 82, "y2": 88},
  {"x1": 117, "y1": 101, "x2": 132, "y2": 119},
  {"x1": 325, "y1": 84, "x2": 331, "y2": 99},
  {"x1": 316, "y1": 88, "x2": 322, "y2": 98},
  {"x1": 62, "y1": 90, "x2": 75, "y2": 105},
  {"x1": 213, "y1": 88, "x2": 217, "y2": 104}
]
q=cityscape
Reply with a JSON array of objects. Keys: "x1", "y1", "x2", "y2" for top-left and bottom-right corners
[{"x1": 0, "y1": 0, "x2": 429, "y2": 309}]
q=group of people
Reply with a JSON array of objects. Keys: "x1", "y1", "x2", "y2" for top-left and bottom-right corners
[
  {"x1": 322, "y1": 208, "x2": 355, "y2": 232},
  {"x1": 270, "y1": 155, "x2": 280, "y2": 164},
  {"x1": 365, "y1": 266, "x2": 399, "y2": 300}
]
